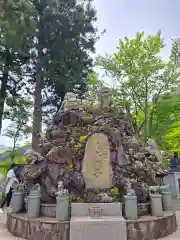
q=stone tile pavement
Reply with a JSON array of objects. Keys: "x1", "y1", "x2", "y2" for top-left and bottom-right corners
[
  {"x1": 0, "y1": 209, "x2": 24, "y2": 239},
  {"x1": 158, "y1": 210, "x2": 180, "y2": 240}
]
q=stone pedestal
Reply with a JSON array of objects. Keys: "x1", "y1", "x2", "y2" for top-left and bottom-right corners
[
  {"x1": 137, "y1": 202, "x2": 150, "y2": 216},
  {"x1": 124, "y1": 195, "x2": 137, "y2": 220},
  {"x1": 70, "y1": 217, "x2": 126, "y2": 240},
  {"x1": 11, "y1": 192, "x2": 24, "y2": 213},
  {"x1": 40, "y1": 203, "x2": 56, "y2": 217},
  {"x1": 27, "y1": 193, "x2": 40, "y2": 218},
  {"x1": 162, "y1": 192, "x2": 173, "y2": 211},
  {"x1": 150, "y1": 194, "x2": 163, "y2": 217},
  {"x1": 56, "y1": 195, "x2": 69, "y2": 221}
]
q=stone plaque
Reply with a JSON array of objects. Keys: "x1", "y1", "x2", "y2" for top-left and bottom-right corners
[
  {"x1": 82, "y1": 133, "x2": 113, "y2": 189},
  {"x1": 89, "y1": 206, "x2": 104, "y2": 218}
]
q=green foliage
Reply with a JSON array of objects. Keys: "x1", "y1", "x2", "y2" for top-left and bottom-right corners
[
  {"x1": 152, "y1": 93, "x2": 180, "y2": 139},
  {"x1": 0, "y1": 0, "x2": 100, "y2": 151},
  {"x1": 3, "y1": 97, "x2": 32, "y2": 154},
  {"x1": 97, "y1": 32, "x2": 180, "y2": 140},
  {"x1": 0, "y1": 0, "x2": 35, "y2": 132},
  {"x1": 110, "y1": 187, "x2": 118, "y2": 195},
  {"x1": 0, "y1": 0, "x2": 35, "y2": 49},
  {"x1": 69, "y1": 193, "x2": 84, "y2": 203},
  {"x1": 160, "y1": 121, "x2": 180, "y2": 155},
  {"x1": 0, "y1": 156, "x2": 27, "y2": 176},
  {"x1": 86, "y1": 73, "x2": 104, "y2": 104},
  {"x1": 79, "y1": 136, "x2": 88, "y2": 143},
  {"x1": 75, "y1": 135, "x2": 88, "y2": 153},
  {"x1": 40, "y1": 0, "x2": 100, "y2": 117}
]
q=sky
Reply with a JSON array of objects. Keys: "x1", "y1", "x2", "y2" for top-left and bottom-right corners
[
  {"x1": 94, "y1": 0, "x2": 179, "y2": 58},
  {"x1": 0, "y1": 0, "x2": 179, "y2": 149}
]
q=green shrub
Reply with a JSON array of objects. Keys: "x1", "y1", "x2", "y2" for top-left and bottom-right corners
[
  {"x1": 69, "y1": 193, "x2": 84, "y2": 203},
  {"x1": 0, "y1": 156, "x2": 27, "y2": 177}
]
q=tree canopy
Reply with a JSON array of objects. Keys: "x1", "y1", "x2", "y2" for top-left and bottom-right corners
[
  {"x1": 97, "y1": 32, "x2": 180, "y2": 144},
  {"x1": 1, "y1": 2, "x2": 180, "y2": 162},
  {"x1": 0, "y1": 0, "x2": 100, "y2": 150}
]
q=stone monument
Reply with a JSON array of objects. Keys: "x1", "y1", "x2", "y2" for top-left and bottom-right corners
[
  {"x1": 71, "y1": 125, "x2": 126, "y2": 240},
  {"x1": 6, "y1": 89, "x2": 177, "y2": 240},
  {"x1": 71, "y1": 132, "x2": 126, "y2": 240}
]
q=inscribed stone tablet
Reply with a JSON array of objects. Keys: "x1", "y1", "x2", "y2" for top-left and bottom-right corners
[{"x1": 82, "y1": 133, "x2": 113, "y2": 189}]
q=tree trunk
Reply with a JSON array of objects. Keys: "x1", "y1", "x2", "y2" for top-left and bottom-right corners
[
  {"x1": 148, "y1": 106, "x2": 155, "y2": 138},
  {"x1": 0, "y1": 0, "x2": 10, "y2": 132},
  {"x1": 32, "y1": 3, "x2": 44, "y2": 151},
  {"x1": 32, "y1": 71, "x2": 42, "y2": 151},
  {"x1": 144, "y1": 79, "x2": 148, "y2": 142},
  {"x1": 0, "y1": 71, "x2": 8, "y2": 133}
]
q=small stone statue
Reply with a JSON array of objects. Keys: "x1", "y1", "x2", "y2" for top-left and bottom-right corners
[
  {"x1": 63, "y1": 189, "x2": 69, "y2": 196},
  {"x1": 12, "y1": 179, "x2": 19, "y2": 190},
  {"x1": 13, "y1": 181, "x2": 24, "y2": 193},
  {"x1": 57, "y1": 181, "x2": 69, "y2": 197},
  {"x1": 159, "y1": 184, "x2": 170, "y2": 193},
  {"x1": 30, "y1": 183, "x2": 41, "y2": 195},
  {"x1": 59, "y1": 92, "x2": 81, "y2": 112},
  {"x1": 149, "y1": 185, "x2": 160, "y2": 194},
  {"x1": 126, "y1": 182, "x2": 135, "y2": 196},
  {"x1": 98, "y1": 87, "x2": 111, "y2": 110},
  {"x1": 23, "y1": 180, "x2": 29, "y2": 197},
  {"x1": 57, "y1": 181, "x2": 64, "y2": 196}
]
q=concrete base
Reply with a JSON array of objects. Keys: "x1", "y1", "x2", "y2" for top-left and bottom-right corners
[
  {"x1": 70, "y1": 216, "x2": 126, "y2": 240},
  {"x1": 6, "y1": 211, "x2": 177, "y2": 240}
]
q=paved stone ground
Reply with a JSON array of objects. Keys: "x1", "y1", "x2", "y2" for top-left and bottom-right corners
[
  {"x1": 0, "y1": 208, "x2": 24, "y2": 239},
  {"x1": 158, "y1": 210, "x2": 180, "y2": 240},
  {"x1": 1, "y1": 200, "x2": 180, "y2": 239}
]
